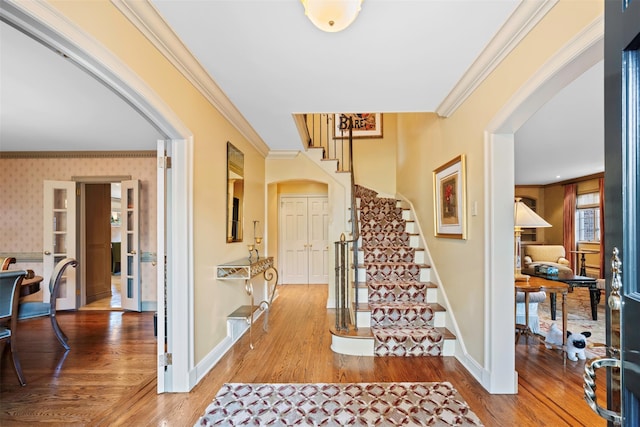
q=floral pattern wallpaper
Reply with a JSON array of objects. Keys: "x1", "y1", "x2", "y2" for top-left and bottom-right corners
[{"x1": 0, "y1": 154, "x2": 157, "y2": 304}]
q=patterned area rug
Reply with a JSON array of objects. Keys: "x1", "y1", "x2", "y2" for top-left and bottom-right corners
[
  {"x1": 195, "y1": 382, "x2": 484, "y2": 426},
  {"x1": 537, "y1": 287, "x2": 606, "y2": 358}
]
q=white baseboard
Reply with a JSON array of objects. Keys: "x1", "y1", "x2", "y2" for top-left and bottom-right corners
[{"x1": 192, "y1": 306, "x2": 266, "y2": 386}]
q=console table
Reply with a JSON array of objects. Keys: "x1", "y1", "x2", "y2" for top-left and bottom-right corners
[{"x1": 216, "y1": 256, "x2": 279, "y2": 349}]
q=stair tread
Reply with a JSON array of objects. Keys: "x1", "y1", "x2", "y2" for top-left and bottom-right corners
[
  {"x1": 355, "y1": 302, "x2": 446, "y2": 312},
  {"x1": 358, "y1": 262, "x2": 431, "y2": 268},
  {"x1": 330, "y1": 326, "x2": 455, "y2": 340},
  {"x1": 359, "y1": 247, "x2": 424, "y2": 251}
]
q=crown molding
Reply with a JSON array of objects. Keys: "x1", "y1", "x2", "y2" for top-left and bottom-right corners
[
  {"x1": 112, "y1": 0, "x2": 270, "y2": 158},
  {"x1": 437, "y1": 0, "x2": 558, "y2": 117},
  {"x1": 487, "y1": 14, "x2": 603, "y2": 134},
  {"x1": 266, "y1": 151, "x2": 301, "y2": 160}
]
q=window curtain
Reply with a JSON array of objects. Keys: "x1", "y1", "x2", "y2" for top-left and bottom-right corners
[
  {"x1": 599, "y1": 177, "x2": 605, "y2": 278},
  {"x1": 563, "y1": 184, "x2": 576, "y2": 272}
]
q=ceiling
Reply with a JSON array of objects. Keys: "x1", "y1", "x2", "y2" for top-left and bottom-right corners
[{"x1": 0, "y1": 1, "x2": 603, "y2": 186}]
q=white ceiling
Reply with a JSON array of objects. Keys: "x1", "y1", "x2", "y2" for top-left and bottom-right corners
[
  {"x1": 0, "y1": 1, "x2": 603, "y2": 185},
  {"x1": 0, "y1": 21, "x2": 164, "y2": 151}
]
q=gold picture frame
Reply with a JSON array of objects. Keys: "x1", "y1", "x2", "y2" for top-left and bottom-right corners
[
  {"x1": 333, "y1": 113, "x2": 383, "y2": 139},
  {"x1": 433, "y1": 155, "x2": 467, "y2": 239}
]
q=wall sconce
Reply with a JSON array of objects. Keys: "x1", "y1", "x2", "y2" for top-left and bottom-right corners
[{"x1": 300, "y1": 0, "x2": 363, "y2": 33}]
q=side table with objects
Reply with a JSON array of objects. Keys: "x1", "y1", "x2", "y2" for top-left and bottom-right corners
[
  {"x1": 515, "y1": 276, "x2": 569, "y2": 362},
  {"x1": 529, "y1": 269, "x2": 599, "y2": 320}
]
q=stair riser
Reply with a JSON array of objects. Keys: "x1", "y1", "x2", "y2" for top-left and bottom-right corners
[
  {"x1": 356, "y1": 286, "x2": 437, "y2": 304},
  {"x1": 357, "y1": 267, "x2": 431, "y2": 282},
  {"x1": 356, "y1": 310, "x2": 445, "y2": 328},
  {"x1": 331, "y1": 335, "x2": 455, "y2": 357},
  {"x1": 358, "y1": 250, "x2": 424, "y2": 264}
]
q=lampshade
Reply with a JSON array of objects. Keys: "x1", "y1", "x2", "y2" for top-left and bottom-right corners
[
  {"x1": 514, "y1": 198, "x2": 551, "y2": 281},
  {"x1": 514, "y1": 198, "x2": 551, "y2": 229},
  {"x1": 301, "y1": 0, "x2": 363, "y2": 33}
]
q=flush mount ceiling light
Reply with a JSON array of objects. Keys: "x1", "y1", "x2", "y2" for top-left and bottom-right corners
[{"x1": 301, "y1": 0, "x2": 363, "y2": 33}]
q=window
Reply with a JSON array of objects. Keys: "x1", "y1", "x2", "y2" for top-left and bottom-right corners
[{"x1": 576, "y1": 192, "x2": 600, "y2": 242}]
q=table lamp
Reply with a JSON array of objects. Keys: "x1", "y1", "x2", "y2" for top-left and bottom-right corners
[{"x1": 514, "y1": 197, "x2": 551, "y2": 281}]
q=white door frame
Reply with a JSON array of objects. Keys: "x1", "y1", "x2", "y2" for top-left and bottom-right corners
[
  {"x1": 1, "y1": 1, "x2": 194, "y2": 392},
  {"x1": 483, "y1": 17, "x2": 603, "y2": 393}
]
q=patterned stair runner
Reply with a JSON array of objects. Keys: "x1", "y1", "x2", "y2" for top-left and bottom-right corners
[{"x1": 356, "y1": 185, "x2": 444, "y2": 357}]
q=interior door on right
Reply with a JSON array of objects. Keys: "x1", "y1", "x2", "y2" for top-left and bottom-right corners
[
  {"x1": 120, "y1": 179, "x2": 141, "y2": 312},
  {"x1": 604, "y1": 0, "x2": 640, "y2": 425},
  {"x1": 307, "y1": 197, "x2": 329, "y2": 284}
]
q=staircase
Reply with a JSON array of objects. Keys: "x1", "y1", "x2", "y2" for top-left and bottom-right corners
[{"x1": 331, "y1": 185, "x2": 456, "y2": 357}]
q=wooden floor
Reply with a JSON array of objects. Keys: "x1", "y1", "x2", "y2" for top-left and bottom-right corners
[{"x1": 1, "y1": 284, "x2": 606, "y2": 426}]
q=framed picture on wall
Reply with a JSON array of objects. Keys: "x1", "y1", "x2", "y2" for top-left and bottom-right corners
[
  {"x1": 333, "y1": 113, "x2": 383, "y2": 139},
  {"x1": 433, "y1": 155, "x2": 467, "y2": 239}
]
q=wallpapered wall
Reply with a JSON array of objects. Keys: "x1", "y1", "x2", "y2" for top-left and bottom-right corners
[{"x1": 0, "y1": 155, "x2": 157, "y2": 306}]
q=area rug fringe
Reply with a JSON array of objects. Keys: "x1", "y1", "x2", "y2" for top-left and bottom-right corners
[{"x1": 195, "y1": 382, "x2": 484, "y2": 426}]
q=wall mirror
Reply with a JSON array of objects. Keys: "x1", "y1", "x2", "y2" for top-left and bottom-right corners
[{"x1": 227, "y1": 142, "x2": 244, "y2": 242}]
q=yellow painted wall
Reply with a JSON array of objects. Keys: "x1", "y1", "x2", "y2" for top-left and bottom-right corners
[
  {"x1": 395, "y1": 1, "x2": 603, "y2": 364},
  {"x1": 543, "y1": 184, "x2": 565, "y2": 245},
  {"x1": 353, "y1": 114, "x2": 397, "y2": 196},
  {"x1": 47, "y1": 0, "x2": 266, "y2": 363},
  {"x1": 278, "y1": 181, "x2": 328, "y2": 195}
]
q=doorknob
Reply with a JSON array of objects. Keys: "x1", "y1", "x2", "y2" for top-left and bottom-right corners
[
  {"x1": 129, "y1": 250, "x2": 137, "y2": 255},
  {"x1": 583, "y1": 247, "x2": 623, "y2": 423},
  {"x1": 584, "y1": 357, "x2": 622, "y2": 423},
  {"x1": 44, "y1": 250, "x2": 51, "y2": 255},
  {"x1": 608, "y1": 247, "x2": 622, "y2": 311}
]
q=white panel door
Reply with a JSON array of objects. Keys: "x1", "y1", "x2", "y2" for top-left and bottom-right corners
[
  {"x1": 43, "y1": 180, "x2": 77, "y2": 310},
  {"x1": 280, "y1": 196, "x2": 328, "y2": 284},
  {"x1": 121, "y1": 179, "x2": 141, "y2": 311},
  {"x1": 281, "y1": 198, "x2": 309, "y2": 284},
  {"x1": 308, "y1": 197, "x2": 329, "y2": 284}
]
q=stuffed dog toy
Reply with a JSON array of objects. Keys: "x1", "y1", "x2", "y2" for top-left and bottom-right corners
[{"x1": 545, "y1": 323, "x2": 592, "y2": 361}]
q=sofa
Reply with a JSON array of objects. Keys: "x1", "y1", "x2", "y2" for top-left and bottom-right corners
[{"x1": 522, "y1": 245, "x2": 573, "y2": 276}]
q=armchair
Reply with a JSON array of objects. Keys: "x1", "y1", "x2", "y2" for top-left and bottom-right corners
[{"x1": 18, "y1": 258, "x2": 78, "y2": 351}]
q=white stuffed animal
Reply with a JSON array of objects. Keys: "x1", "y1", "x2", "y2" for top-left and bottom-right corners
[{"x1": 544, "y1": 323, "x2": 592, "y2": 361}]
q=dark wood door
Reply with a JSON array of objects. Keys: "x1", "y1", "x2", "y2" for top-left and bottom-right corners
[
  {"x1": 85, "y1": 183, "x2": 112, "y2": 304},
  {"x1": 605, "y1": 0, "x2": 640, "y2": 425}
]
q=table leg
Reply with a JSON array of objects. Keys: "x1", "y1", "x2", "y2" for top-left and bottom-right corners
[
  {"x1": 245, "y1": 280, "x2": 255, "y2": 350},
  {"x1": 580, "y1": 253, "x2": 587, "y2": 276},
  {"x1": 550, "y1": 293, "x2": 557, "y2": 320},
  {"x1": 562, "y1": 291, "x2": 567, "y2": 363},
  {"x1": 589, "y1": 286, "x2": 599, "y2": 320}
]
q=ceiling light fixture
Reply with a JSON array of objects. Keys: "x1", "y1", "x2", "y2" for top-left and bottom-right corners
[{"x1": 301, "y1": 0, "x2": 363, "y2": 33}]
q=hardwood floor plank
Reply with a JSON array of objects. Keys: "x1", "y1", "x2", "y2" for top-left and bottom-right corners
[{"x1": 1, "y1": 284, "x2": 606, "y2": 426}]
